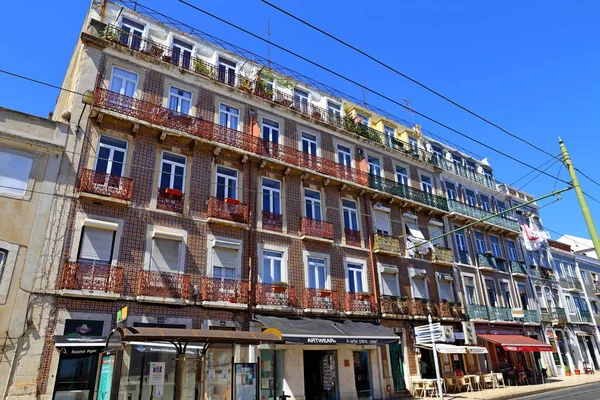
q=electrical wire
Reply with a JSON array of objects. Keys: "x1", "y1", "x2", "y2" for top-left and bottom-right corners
[
  {"x1": 516, "y1": 158, "x2": 563, "y2": 192},
  {"x1": 508, "y1": 155, "x2": 561, "y2": 187},
  {"x1": 175, "y1": 0, "x2": 572, "y2": 185},
  {"x1": 260, "y1": 0, "x2": 560, "y2": 162},
  {"x1": 577, "y1": 168, "x2": 600, "y2": 190}
]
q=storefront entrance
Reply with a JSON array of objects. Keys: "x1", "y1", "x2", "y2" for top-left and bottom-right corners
[
  {"x1": 53, "y1": 350, "x2": 99, "y2": 400},
  {"x1": 352, "y1": 351, "x2": 372, "y2": 400},
  {"x1": 388, "y1": 343, "x2": 405, "y2": 392},
  {"x1": 584, "y1": 336, "x2": 599, "y2": 370},
  {"x1": 303, "y1": 350, "x2": 338, "y2": 400}
]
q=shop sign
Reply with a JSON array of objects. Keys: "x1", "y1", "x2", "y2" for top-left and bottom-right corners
[
  {"x1": 60, "y1": 347, "x2": 102, "y2": 356},
  {"x1": 64, "y1": 320, "x2": 104, "y2": 337},
  {"x1": 503, "y1": 345, "x2": 553, "y2": 352},
  {"x1": 292, "y1": 336, "x2": 396, "y2": 345}
]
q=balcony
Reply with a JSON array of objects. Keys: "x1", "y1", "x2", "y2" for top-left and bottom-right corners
[
  {"x1": 373, "y1": 233, "x2": 401, "y2": 255},
  {"x1": 136, "y1": 270, "x2": 190, "y2": 301},
  {"x1": 255, "y1": 283, "x2": 297, "y2": 309},
  {"x1": 157, "y1": 187, "x2": 184, "y2": 213},
  {"x1": 303, "y1": 288, "x2": 340, "y2": 312},
  {"x1": 201, "y1": 277, "x2": 249, "y2": 306},
  {"x1": 79, "y1": 168, "x2": 133, "y2": 201},
  {"x1": 595, "y1": 283, "x2": 600, "y2": 295},
  {"x1": 207, "y1": 197, "x2": 248, "y2": 225},
  {"x1": 301, "y1": 218, "x2": 334, "y2": 241},
  {"x1": 368, "y1": 175, "x2": 448, "y2": 211},
  {"x1": 447, "y1": 199, "x2": 520, "y2": 232},
  {"x1": 58, "y1": 261, "x2": 123, "y2": 298},
  {"x1": 488, "y1": 306, "x2": 514, "y2": 322},
  {"x1": 427, "y1": 247, "x2": 454, "y2": 265},
  {"x1": 344, "y1": 229, "x2": 361, "y2": 247},
  {"x1": 262, "y1": 211, "x2": 283, "y2": 232},
  {"x1": 407, "y1": 298, "x2": 434, "y2": 318},
  {"x1": 478, "y1": 253, "x2": 499, "y2": 271},
  {"x1": 576, "y1": 310, "x2": 593, "y2": 323},
  {"x1": 510, "y1": 261, "x2": 528, "y2": 276},
  {"x1": 344, "y1": 293, "x2": 376, "y2": 313},
  {"x1": 467, "y1": 304, "x2": 488, "y2": 320},
  {"x1": 566, "y1": 277, "x2": 584, "y2": 292},
  {"x1": 380, "y1": 296, "x2": 408, "y2": 316},
  {"x1": 524, "y1": 310, "x2": 541, "y2": 324}
]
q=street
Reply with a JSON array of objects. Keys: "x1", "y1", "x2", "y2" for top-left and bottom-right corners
[{"x1": 517, "y1": 382, "x2": 600, "y2": 400}]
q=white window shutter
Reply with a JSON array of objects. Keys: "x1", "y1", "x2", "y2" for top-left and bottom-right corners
[
  {"x1": 429, "y1": 225, "x2": 444, "y2": 246},
  {"x1": 439, "y1": 282, "x2": 454, "y2": 301},
  {"x1": 381, "y1": 272, "x2": 399, "y2": 296},
  {"x1": 374, "y1": 210, "x2": 390, "y2": 233},
  {"x1": 151, "y1": 238, "x2": 181, "y2": 272},
  {"x1": 412, "y1": 279, "x2": 428, "y2": 299},
  {"x1": 213, "y1": 247, "x2": 238, "y2": 277},
  {"x1": 79, "y1": 227, "x2": 114, "y2": 263},
  {"x1": 405, "y1": 220, "x2": 425, "y2": 239}
]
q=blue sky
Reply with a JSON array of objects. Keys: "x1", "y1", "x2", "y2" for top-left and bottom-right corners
[{"x1": 1, "y1": 0, "x2": 599, "y2": 241}]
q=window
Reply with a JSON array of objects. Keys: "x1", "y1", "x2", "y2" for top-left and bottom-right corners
[
  {"x1": 490, "y1": 236, "x2": 502, "y2": 258},
  {"x1": 384, "y1": 125, "x2": 395, "y2": 147},
  {"x1": 429, "y1": 224, "x2": 444, "y2": 247},
  {"x1": 212, "y1": 242, "x2": 239, "y2": 279},
  {"x1": 421, "y1": 175, "x2": 433, "y2": 194},
  {"x1": 120, "y1": 17, "x2": 144, "y2": 49},
  {"x1": 293, "y1": 88, "x2": 309, "y2": 113},
  {"x1": 0, "y1": 150, "x2": 33, "y2": 195},
  {"x1": 536, "y1": 286, "x2": 546, "y2": 309},
  {"x1": 374, "y1": 209, "x2": 390, "y2": 235},
  {"x1": 507, "y1": 240, "x2": 518, "y2": 261},
  {"x1": 77, "y1": 227, "x2": 115, "y2": 265},
  {"x1": 109, "y1": 66, "x2": 138, "y2": 97},
  {"x1": 437, "y1": 274, "x2": 454, "y2": 301},
  {"x1": 480, "y1": 195, "x2": 491, "y2": 212},
  {"x1": 591, "y1": 301, "x2": 599, "y2": 314},
  {"x1": 168, "y1": 86, "x2": 192, "y2": 115},
  {"x1": 410, "y1": 273, "x2": 428, "y2": 300},
  {"x1": 159, "y1": 152, "x2": 186, "y2": 192},
  {"x1": 565, "y1": 295, "x2": 574, "y2": 313},
  {"x1": 307, "y1": 257, "x2": 327, "y2": 289},
  {"x1": 452, "y1": 154, "x2": 462, "y2": 170},
  {"x1": 431, "y1": 146, "x2": 443, "y2": 163},
  {"x1": 301, "y1": 132, "x2": 318, "y2": 156},
  {"x1": 581, "y1": 271, "x2": 589, "y2": 285},
  {"x1": 475, "y1": 232, "x2": 487, "y2": 254},
  {"x1": 409, "y1": 136, "x2": 419, "y2": 153},
  {"x1": 262, "y1": 178, "x2": 281, "y2": 214},
  {"x1": 215, "y1": 166, "x2": 238, "y2": 200},
  {"x1": 346, "y1": 263, "x2": 365, "y2": 293},
  {"x1": 396, "y1": 166, "x2": 408, "y2": 186},
  {"x1": 219, "y1": 104, "x2": 239, "y2": 130},
  {"x1": 327, "y1": 101, "x2": 341, "y2": 117},
  {"x1": 464, "y1": 276, "x2": 477, "y2": 305},
  {"x1": 337, "y1": 145, "x2": 352, "y2": 167},
  {"x1": 380, "y1": 265, "x2": 400, "y2": 297},
  {"x1": 496, "y1": 201, "x2": 506, "y2": 214},
  {"x1": 466, "y1": 160, "x2": 476, "y2": 172},
  {"x1": 518, "y1": 283, "x2": 528, "y2": 309},
  {"x1": 261, "y1": 250, "x2": 283, "y2": 284},
  {"x1": 304, "y1": 189, "x2": 322, "y2": 220},
  {"x1": 544, "y1": 287, "x2": 554, "y2": 309},
  {"x1": 367, "y1": 155, "x2": 381, "y2": 177},
  {"x1": 0, "y1": 250, "x2": 6, "y2": 278},
  {"x1": 485, "y1": 280, "x2": 498, "y2": 307},
  {"x1": 405, "y1": 218, "x2": 425, "y2": 241},
  {"x1": 445, "y1": 182, "x2": 457, "y2": 200},
  {"x1": 455, "y1": 229, "x2": 469, "y2": 263},
  {"x1": 573, "y1": 296, "x2": 585, "y2": 312},
  {"x1": 172, "y1": 38, "x2": 193, "y2": 69},
  {"x1": 95, "y1": 135, "x2": 127, "y2": 177},
  {"x1": 500, "y1": 282, "x2": 512, "y2": 307},
  {"x1": 356, "y1": 113, "x2": 369, "y2": 126},
  {"x1": 262, "y1": 118, "x2": 280, "y2": 143},
  {"x1": 465, "y1": 189, "x2": 476, "y2": 207},
  {"x1": 342, "y1": 199, "x2": 359, "y2": 231},
  {"x1": 218, "y1": 56, "x2": 236, "y2": 85},
  {"x1": 150, "y1": 237, "x2": 182, "y2": 272}
]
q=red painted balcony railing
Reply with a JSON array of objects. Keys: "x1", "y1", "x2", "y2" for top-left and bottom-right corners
[
  {"x1": 207, "y1": 197, "x2": 248, "y2": 224},
  {"x1": 344, "y1": 293, "x2": 376, "y2": 313},
  {"x1": 262, "y1": 211, "x2": 283, "y2": 232},
  {"x1": 157, "y1": 187, "x2": 184, "y2": 213},
  {"x1": 344, "y1": 229, "x2": 361, "y2": 247},
  {"x1": 79, "y1": 168, "x2": 133, "y2": 201},
  {"x1": 201, "y1": 277, "x2": 249, "y2": 304},
  {"x1": 303, "y1": 288, "x2": 340, "y2": 311},
  {"x1": 301, "y1": 218, "x2": 334, "y2": 239},
  {"x1": 136, "y1": 270, "x2": 190, "y2": 299},
  {"x1": 255, "y1": 283, "x2": 297, "y2": 308},
  {"x1": 59, "y1": 261, "x2": 123, "y2": 293}
]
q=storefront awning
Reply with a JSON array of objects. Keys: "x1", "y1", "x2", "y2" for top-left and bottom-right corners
[
  {"x1": 478, "y1": 334, "x2": 552, "y2": 352},
  {"x1": 55, "y1": 335, "x2": 107, "y2": 347},
  {"x1": 254, "y1": 315, "x2": 399, "y2": 345},
  {"x1": 114, "y1": 326, "x2": 282, "y2": 345},
  {"x1": 418, "y1": 343, "x2": 488, "y2": 354}
]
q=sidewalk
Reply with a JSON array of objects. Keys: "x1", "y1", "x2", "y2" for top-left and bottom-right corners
[{"x1": 434, "y1": 373, "x2": 600, "y2": 400}]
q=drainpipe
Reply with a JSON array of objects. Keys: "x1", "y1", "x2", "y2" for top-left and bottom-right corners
[
  {"x1": 363, "y1": 194, "x2": 379, "y2": 315},
  {"x1": 247, "y1": 114, "x2": 256, "y2": 322}
]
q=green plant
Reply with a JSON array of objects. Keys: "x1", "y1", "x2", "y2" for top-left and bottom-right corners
[
  {"x1": 194, "y1": 60, "x2": 214, "y2": 78},
  {"x1": 102, "y1": 27, "x2": 121, "y2": 42},
  {"x1": 272, "y1": 281, "x2": 288, "y2": 287},
  {"x1": 564, "y1": 365, "x2": 570, "y2": 373},
  {"x1": 259, "y1": 68, "x2": 295, "y2": 90}
]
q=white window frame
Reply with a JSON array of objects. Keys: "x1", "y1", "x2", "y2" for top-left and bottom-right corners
[
  {"x1": 77, "y1": 225, "x2": 116, "y2": 266},
  {"x1": 303, "y1": 251, "x2": 331, "y2": 290},
  {"x1": 70, "y1": 216, "x2": 123, "y2": 268},
  {"x1": 109, "y1": 66, "x2": 139, "y2": 97},
  {"x1": 507, "y1": 240, "x2": 518, "y2": 261},
  {"x1": 485, "y1": 279, "x2": 498, "y2": 307},
  {"x1": 490, "y1": 236, "x2": 502, "y2": 258},
  {"x1": 207, "y1": 236, "x2": 242, "y2": 279},
  {"x1": 150, "y1": 234, "x2": 184, "y2": 273},
  {"x1": 373, "y1": 208, "x2": 390, "y2": 235},
  {"x1": 436, "y1": 274, "x2": 455, "y2": 302},
  {"x1": 217, "y1": 56, "x2": 237, "y2": 84},
  {"x1": 356, "y1": 113, "x2": 369, "y2": 126},
  {"x1": 445, "y1": 181, "x2": 457, "y2": 200},
  {"x1": 421, "y1": 174, "x2": 433, "y2": 194},
  {"x1": 171, "y1": 36, "x2": 194, "y2": 68},
  {"x1": 261, "y1": 177, "x2": 281, "y2": 214},
  {"x1": 500, "y1": 280, "x2": 512, "y2": 307},
  {"x1": 378, "y1": 263, "x2": 400, "y2": 297},
  {"x1": 344, "y1": 258, "x2": 368, "y2": 293},
  {"x1": 429, "y1": 224, "x2": 444, "y2": 247},
  {"x1": 462, "y1": 273, "x2": 479, "y2": 305},
  {"x1": 367, "y1": 154, "x2": 382, "y2": 177},
  {"x1": 480, "y1": 194, "x2": 491, "y2": 212},
  {"x1": 327, "y1": 101, "x2": 341, "y2": 117},
  {"x1": 475, "y1": 232, "x2": 487, "y2": 254},
  {"x1": 342, "y1": 198, "x2": 359, "y2": 232},
  {"x1": 215, "y1": 165, "x2": 239, "y2": 200},
  {"x1": 409, "y1": 268, "x2": 429, "y2": 300},
  {"x1": 465, "y1": 189, "x2": 477, "y2": 207},
  {"x1": 337, "y1": 144, "x2": 353, "y2": 168},
  {"x1": 219, "y1": 103, "x2": 240, "y2": 130},
  {"x1": 304, "y1": 188, "x2": 322, "y2": 221},
  {"x1": 383, "y1": 125, "x2": 395, "y2": 147},
  {"x1": 259, "y1": 245, "x2": 287, "y2": 284},
  {"x1": 0, "y1": 240, "x2": 19, "y2": 304},
  {"x1": 0, "y1": 146, "x2": 36, "y2": 200},
  {"x1": 94, "y1": 135, "x2": 128, "y2": 177},
  {"x1": 455, "y1": 229, "x2": 469, "y2": 253},
  {"x1": 160, "y1": 150, "x2": 187, "y2": 192},
  {"x1": 395, "y1": 165, "x2": 409, "y2": 186},
  {"x1": 301, "y1": 131, "x2": 319, "y2": 156},
  {"x1": 261, "y1": 117, "x2": 280, "y2": 143},
  {"x1": 167, "y1": 85, "x2": 192, "y2": 115},
  {"x1": 293, "y1": 88, "x2": 310, "y2": 113}
]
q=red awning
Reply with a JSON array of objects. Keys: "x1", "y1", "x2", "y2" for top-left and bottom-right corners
[{"x1": 478, "y1": 334, "x2": 552, "y2": 352}]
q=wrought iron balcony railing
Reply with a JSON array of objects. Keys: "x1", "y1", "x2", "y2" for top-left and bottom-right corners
[
  {"x1": 157, "y1": 187, "x2": 184, "y2": 213},
  {"x1": 344, "y1": 293, "x2": 377, "y2": 313},
  {"x1": 524, "y1": 309, "x2": 540, "y2": 323},
  {"x1": 301, "y1": 218, "x2": 334, "y2": 239},
  {"x1": 576, "y1": 310, "x2": 593, "y2": 323},
  {"x1": 201, "y1": 277, "x2": 249, "y2": 304},
  {"x1": 136, "y1": 270, "x2": 190, "y2": 299},
  {"x1": 207, "y1": 197, "x2": 248, "y2": 224},
  {"x1": 303, "y1": 288, "x2": 340, "y2": 311},
  {"x1": 447, "y1": 199, "x2": 520, "y2": 232},
  {"x1": 255, "y1": 283, "x2": 297, "y2": 308},
  {"x1": 510, "y1": 261, "x2": 528, "y2": 275},
  {"x1": 373, "y1": 233, "x2": 401, "y2": 254},
  {"x1": 59, "y1": 261, "x2": 123, "y2": 293},
  {"x1": 101, "y1": 24, "x2": 500, "y2": 191},
  {"x1": 344, "y1": 228, "x2": 361, "y2": 247},
  {"x1": 488, "y1": 306, "x2": 514, "y2": 322},
  {"x1": 467, "y1": 304, "x2": 488, "y2": 320},
  {"x1": 79, "y1": 168, "x2": 133, "y2": 201},
  {"x1": 457, "y1": 250, "x2": 472, "y2": 265},
  {"x1": 262, "y1": 211, "x2": 283, "y2": 232},
  {"x1": 368, "y1": 175, "x2": 448, "y2": 211}
]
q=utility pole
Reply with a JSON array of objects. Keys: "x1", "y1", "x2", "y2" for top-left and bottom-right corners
[{"x1": 559, "y1": 137, "x2": 600, "y2": 260}]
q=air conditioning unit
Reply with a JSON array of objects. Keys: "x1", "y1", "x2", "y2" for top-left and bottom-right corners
[{"x1": 462, "y1": 321, "x2": 477, "y2": 345}]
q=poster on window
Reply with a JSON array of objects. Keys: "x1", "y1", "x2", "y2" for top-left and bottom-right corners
[
  {"x1": 234, "y1": 363, "x2": 257, "y2": 400},
  {"x1": 149, "y1": 362, "x2": 166, "y2": 385},
  {"x1": 97, "y1": 354, "x2": 115, "y2": 400}
]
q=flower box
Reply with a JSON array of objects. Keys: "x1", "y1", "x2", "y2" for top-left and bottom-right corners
[
  {"x1": 357, "y1": 293, "x2": 371, "y2": 301},
  {"x1": 224, "y1": 198, "x2": 240, "y2": 205},
  {"x1": 318, "y1": 289, "x2": 332, "y2": 298},
  {"x1": 272, "y1": 285, "x2": 287, "y2": 294},
  {"x1": 164, "y1": 188, "x2": 182, "y2": 196}
]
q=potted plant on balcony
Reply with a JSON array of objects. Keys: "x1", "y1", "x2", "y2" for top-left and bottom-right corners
[
  {"x1": 357, "y1": 292, "x2": 371, "y2": 301},
  {"x1": 318, "y1": 289, "x2": 332, "y2": 297},
  {"x1": 164, "y1": 188, "x2": 182, "y2": 196},
  {"x1": 271, "y1": 281, "x2": 288, "y2": 294},
  {"x1": 484, "y1": 250, "x2": 494, "y2": 257},
  {"x1": 564, "y1": 365, "x2": 571, "y2": 376},
  {"x1": 102, "y1": 27, "x2": 121, "y2": 44},
  {"x1": 311, "y1": 110, "x2": 322, "y2": 120},
  {"x1": 239, "y1": 78, "x2": 253, "y2": 94}
]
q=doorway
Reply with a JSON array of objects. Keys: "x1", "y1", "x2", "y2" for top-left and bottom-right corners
[
  {"x1": 53, "y1": 351, "x2": 99, "y2": 400},
  {"x1": 585, "y1": 337, "x2": 599, "y2": 370},
  {"x1": 419, "y1": 349, "x2": 436, "y2": 379},
  {"x1": 389, "y1": 343, "x2": 406, "y2": 392},
  {"x1": 303, "y1": 350, "x2": 338, "y2": 400},
  {"x1": 353, "y1": 351, "x2": 372, "y2": 400}
]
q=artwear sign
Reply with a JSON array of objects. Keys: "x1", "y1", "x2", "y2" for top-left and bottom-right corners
[{"x1": 287, "y1": 336, "x2": 398, "y2": 345}]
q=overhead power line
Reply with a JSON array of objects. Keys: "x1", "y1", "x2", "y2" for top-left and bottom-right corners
[
  {"x1": 260, "y1": 0, "x2": 560, "y2": 162},
  {"x1": 176, "y1": 0, "x2": 571, "y2": 186}
]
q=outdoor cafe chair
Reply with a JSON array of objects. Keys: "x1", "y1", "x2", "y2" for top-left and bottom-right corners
[
  {"x1": 424, "y1": 380, "x2": 438, "y2": 398},
  {"x1": 412, "y1": 380, "x2": 425, "y2": 398},
  {"x1": 458, "y1": 376, "x2": 473, "y2": 392},
  {"x1": 482, "y1": 374, "x2": 494, "y2": 389},
  {"x1": 495, "y1": 373, "x2": 505, "y2": 388},
  {"x1": 473, "y1": 375, "x2": 483, "y2": 391},
  {"x1": 444, "y1": 377, "x2": 458, "y2": 393}
]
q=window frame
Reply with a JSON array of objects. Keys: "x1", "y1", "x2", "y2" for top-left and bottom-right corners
[
  {"x1": 260, "y1": 248, "x2": 285, "y2": 284},
  {"x1": 507, "y1": 240, "x2": 518, "y2": 261},
  {"x1": 420, "y1": 174, "x2": 433, "y2": 194},
  {"x1": 77, "y1": 226, "x2": 116, "y2": 266},
  {"x1": 445, "y1": 181, "x2": 457, "y2": 200},
  {"x1": 0, "y1": 146, "x2": 36, "y2": 200},
  {"x1": 150, "y1": 235, "x2": 184, "y2": 273},
  {"x1": 167, "y1": 85, "x2": 193, "y2": 115},
  {"x1": 171, "y1": 37, "x2": 194, "y2": 69},
  {"x1": 94, "y1": 135, "x2": 128, "y2": 177},
  {"x1": 436, "y1": 274, "x2": 455, "y2": 302},
  {"x1": 342, "y1": 198, "x2": 359, "y2": 232},
  {"x1": 215, "y1": 165, "x2": 239, "y2": 200},
  {"x1": 337, "y1": 144, "x2": 353, "y2": 168},
  {"x1": 304, "y1": 188, "x2": 322, "y2": 221},
  {"x1": 500, "y1": 280, "x2": 512, "y2": 307},
  {"x1": 395, "y1": 165, "x2": 409, "y2": 186},
  {"x1": 409, "y1": 268, "x2": 429, "y2": 300},
  {"x1": 373, "y1": 208, "x2": 391, "y2": 235},
  {"x1": 207, "y1": 236, "x2": 242, "y2": 279},
  {"x1": 490, "y1": 236, "x2": 502, "y2": 258},
  {"x1": 378, "y1": 263, "x2": 400, "y2": 297},
  {"x1": 303, "y1": 251, "x2": 331, "y2": 290},
  {"x1": 465, "y1": 189, "x2": 477, "y2": 207},
  {"x1": 301, "y1": 131, "x2": 319, "y2": 156},
  {"x1": 159, "y1": 150, "x2": 187, "y2": 192},
  {"x1": 485, "y1": 279, "x2": 498, "y2": 307},
  {"x1": 480, "y1": 194, "x2": 491, "y2": 212},
  {"x1": 261, "y1": 177, "x2": 281, "y2": 215},
  {"x1": 345, "y1": 258, "x2": 368, "y2": 293},
  {"x1": 219, "y1": 103, "x2": 240, "y2": 130},
  {"x1": 367, "y1": 154, "x2": 382, "y2": 177},
  {"x1": 261, "y1": 117, "x2": 280, "y2": 144},
  {"x1": 474, "y1": 232, "x2": 487, "y2": 254},
  {"x1": 462, "y1": 273, "x2": 478, "y2": 305},
  {"x1": 109, "y1": 65, "x2": 139, "y2": 97}
]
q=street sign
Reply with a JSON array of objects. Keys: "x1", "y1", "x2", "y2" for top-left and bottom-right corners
[
  {"x1": 415, "y1": 322, "x2": 443, "y2": 344},
  {"x1": 116, "y1": 306, "x2": 128, "y2": 324}
]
